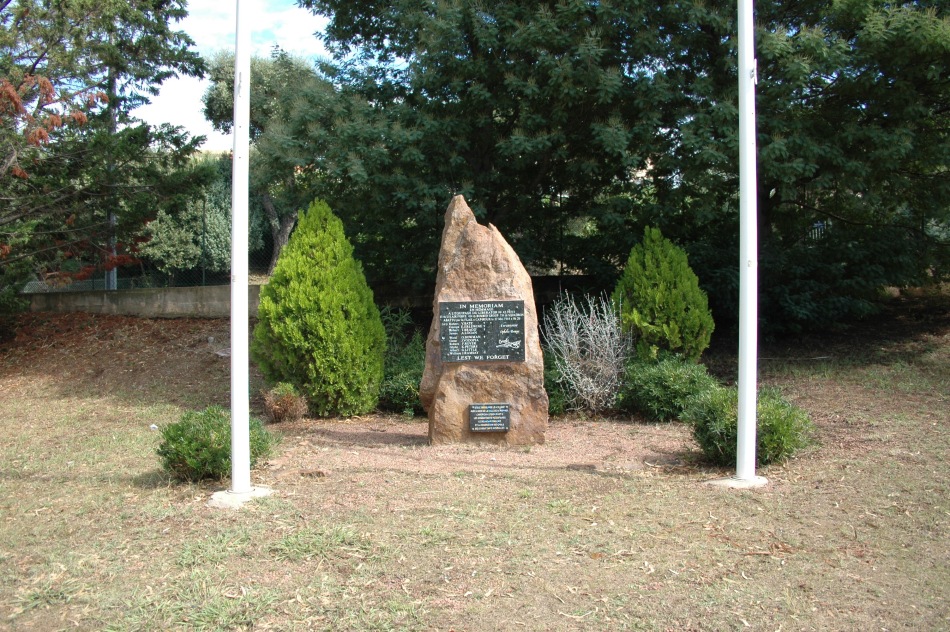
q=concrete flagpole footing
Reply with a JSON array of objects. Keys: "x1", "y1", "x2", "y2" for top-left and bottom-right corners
[
  {"x1": 208, "y1": 486, "x2": 274, "y2": 510},
  {"x1": 705, "y1": 476, "x2": 768, "y2": 489}
]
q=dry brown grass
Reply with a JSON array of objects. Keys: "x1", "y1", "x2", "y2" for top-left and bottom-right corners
[{"x1": 0, "y1": 296, "x2": 947, "y2": 631}]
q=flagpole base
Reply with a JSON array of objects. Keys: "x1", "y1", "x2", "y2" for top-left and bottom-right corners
[
  {"x1": 705, "y1": 475, "x2": 768, "y2": 489},
  {"x1": 208, "y1": 485, "x2": 273, "y2": 510}
]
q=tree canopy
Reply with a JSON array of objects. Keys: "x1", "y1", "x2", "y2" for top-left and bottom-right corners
[
  {"x1": 290, "y1": 0, "x2": 948, "y2": 329},
  {"x1": 202, "y1": 48, "x2": 331, "y2": 272},
  {"x1": 3, "y1": 0, "x2": 947, "y2": 333},
  {"x1": 643, "y1": 0, "x2": 950, "y2": 328}
]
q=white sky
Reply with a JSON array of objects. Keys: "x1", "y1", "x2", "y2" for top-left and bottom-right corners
[{"x1": 132, "y1": 0, "x2": 329, "y2": 151}]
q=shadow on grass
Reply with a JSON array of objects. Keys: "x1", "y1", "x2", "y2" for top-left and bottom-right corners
[
  {"x1": 299, "y1": 425, "x2": 430, "y2": 449},
  {"x1": 130, "y1": 469, "x2": 176, "y2": 490},
  {"x1": 0, "y1": 466, "x2": 183, "y2": 492},
  {"x1": 705, "y1": 293, "x2": 950, "y2": 381}
]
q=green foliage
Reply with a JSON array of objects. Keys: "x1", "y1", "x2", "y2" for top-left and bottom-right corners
[
  {"x1": 139, "y1": 204, "x2": 228, "y2": 276},
  {"x1": 756, "y1": 390, "x2": 815, "y2": 466},
  {"x1": 1, "y1": 0, "x2": 207, "y2": 278},
  {"x1": 284, "y1": 0, "x2": 950, "y2": 329},
  {"x1": 252, "y1": 199, "x2": 386, "y2": 417},
  {"x1": 138, "y1": 155, "x2": 266, "y2": 276},
  {"x1": 378, "y1": 308, "x2": 425, "y2": 417},
  {"x1": 620, "y1": 355, "x2": 719, "y2": 422},
  {"x1": 0, "y1": 252, "x2": 30, "y2": 306},
  {"x1": 156, "y1": 406, "x2": 277, "y2": 482},
  {"x1": 262, "y1": 382, "x2": 308, "y2": 424},
  {"x1": 613, "y1": 227, "x2": 714, "y2": 362},
  {"x1": 645, "y1": 0, "x2": 950, "y2": 331},
  {"x1": 684, "y1": 386, "x2": 814, "y2": 467},
  {"x1": 203, "y1": 49, "x2": 330, "y2": 272},
  {"x1": 1, "y1": 0, "x2": 203, "y2": 179},
  {"x1": 0, "y1": 286, "x2": 26, "y2": 343},
  {"x1": 285, "y1": 0, "x2": 656, "y2": 291},
  {"x1": 0, "y1": 226, "x2": 34, "y2": 340}
]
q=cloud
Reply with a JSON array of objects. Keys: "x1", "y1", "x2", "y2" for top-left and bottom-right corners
[
  {"x1": 253, "y1": 3, "x2": 330, "y2": 59},
  {"x1": 133, "y1": 0, "x2": 329, "y2": 151},
  {"x1": 133, "y1": 75, "x2": 222, "y2": 148},
  {"x1": 177, "y1": 3, "x2": 235, "y2": 55},
  {"x1": 180, "y1": 0, "x2": 329, "y2": 58}
]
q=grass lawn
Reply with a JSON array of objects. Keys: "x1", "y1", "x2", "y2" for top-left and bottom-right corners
[{"x1": 0, "y1": 295, "x2": 947, "y2": 631}]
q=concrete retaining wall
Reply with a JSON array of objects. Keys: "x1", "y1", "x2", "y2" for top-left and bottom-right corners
[
  {"x1": 28, "y1": 285, "x2": 261, "y2": 318},
  {"x1": 26, "y1": 275, "x2": 602, "y2": 319}
]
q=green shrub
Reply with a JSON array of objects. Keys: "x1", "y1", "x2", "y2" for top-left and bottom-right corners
[
  {"x1": 157, "y1": 406, "x2": 278, "y2": 482},
  {"x1": 0, "y1": 259, "x2": 30, "y2": 343},
  {"x1": 262, "y1": 382, "x2": 308, "y2": 423},
  {"x1": 756, "y1": 389, "x2": 815, "y2": 464},
  {"x1": 612, "y1": 226, "x2": 715, "y2": 361},
  {"x1": 138, "y1": 154, "x2": 266, "y2": 276},
  {"x1": 252, "y1": 199, "x2": 386, "y2": 417},
  {"x1": 378, "y1": 308, "x2": 426, "y2": 417},
  {"x1": 620, "y1": 355, "x2": 719, "y2": 421},
  {"x1": 684, "y1": 386, "x2": 814, "y2": 466}
]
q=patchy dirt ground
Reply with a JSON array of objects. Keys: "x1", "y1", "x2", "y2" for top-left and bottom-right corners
[
  {"x1": 5, "y1": 292, "x2": 946, "y2": 479},
  {"x1": 0, "y1": 293, "x2": 947, "y2": 631},
  {"x1": 0, "y1": 311, "x2": 701, "y2": 478}
]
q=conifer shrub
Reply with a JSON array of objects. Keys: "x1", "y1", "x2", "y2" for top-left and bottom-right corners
[
  {"x1": 612, "y1": 226, "x2": 715, "y2": 362},
  {"x1": 620, "y1": 355, "x2": 719, "y2": 421},
  {"x1": 157, "y1": 406, "x2": 277, "y2": 482},
  {"x1": 684, "y1": 386, "x2": 814, "y2": 466},
  {"x1": 262, "y1": 382, "x2": 308, "y2": 423},
  {"x1": 252, "y1": 199, "x2": 386, "y2": 417},
  {"x1": 378, "y1": 308, "x2": 425, "y2": 417}
]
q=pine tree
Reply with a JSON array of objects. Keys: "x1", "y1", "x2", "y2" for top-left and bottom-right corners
[
  {"x1": 251, "y1": 199, "x2": 386, "y2": 416},
  {"x1": 1, "y1": 0, "x2": 208, "y2": 294}
]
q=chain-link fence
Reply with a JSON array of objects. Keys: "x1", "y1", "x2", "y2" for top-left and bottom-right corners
[{"x1": 21, "y1": 233, "x2": 273, "y2": 294}]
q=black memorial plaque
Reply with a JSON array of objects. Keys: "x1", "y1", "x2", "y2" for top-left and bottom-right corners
[
  {"x1": 439, "y1": 301, "x2": 525, "y2": 363},
  {"x1": 469, "y1": 403, "x2": 511, "y2": 432}
]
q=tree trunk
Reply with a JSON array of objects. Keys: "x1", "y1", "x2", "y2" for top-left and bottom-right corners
[{"x1": 262, "y1": 193, "x2": 297, "y2": 275}]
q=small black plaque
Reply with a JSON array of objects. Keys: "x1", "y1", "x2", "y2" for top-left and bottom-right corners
[
  {"x1": 469, "y1": 403, "x2": 511, "y2": 432},
  {"x1": 440, "y1": 300, "x2": 525, "y2": 363}
]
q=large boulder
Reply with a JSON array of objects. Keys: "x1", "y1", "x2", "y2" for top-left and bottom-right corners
[{"x1": 420, "y1": 195, "x2": 548, "y2": 445}]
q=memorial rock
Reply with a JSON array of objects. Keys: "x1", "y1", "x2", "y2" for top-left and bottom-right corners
[{"x1": 420, "y1": 195, "x2": 548, "y2": 445}]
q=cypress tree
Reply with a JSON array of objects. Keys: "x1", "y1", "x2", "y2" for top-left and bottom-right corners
[
  {"x1": 613, "y1": 227, "x2": 715, "y2": 362},
  {"x1": 252, "y1": 199, "x2": 386, "y2": 416}
]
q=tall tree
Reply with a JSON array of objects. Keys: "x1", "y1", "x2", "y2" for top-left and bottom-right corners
[
  {"x1": 0, "y1": 0, "x2": 207, "y2": 290},
  {"x1": 637, "y1": 0, "x2": 950, "y2": 329},
  {"x1": 1, "y1": 0, "x2": 203, "y2": 180},
  {"x1": 202, "y1": 49, "x2": 328, "y2": 273},
  {"x1": 294, "y1": 0, "x2": 659, "y2": 291},
  {"x1": 299, "y1": 0, "x2": 949, "y2": 330}
]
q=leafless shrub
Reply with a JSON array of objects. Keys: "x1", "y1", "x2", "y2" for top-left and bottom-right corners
[
  {"x1": 262, "y1": 382, "x2": 308, "y2": 423},
  {"x1": 543, "y1": 293, "x2": 632, "y2": 413}
]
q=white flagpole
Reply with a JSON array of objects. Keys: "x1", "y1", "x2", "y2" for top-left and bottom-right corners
[
  {"x1": 229, "y1": 0, "x2": 253, "y2": 500},
  {"x1": 735, "y1": 0, "x2": 766, "y2": 486},
  {"x1": 210, "y1": 0, "x2": 272, "y2": 509},
  {"x1": 710, "y1": 0, "x2": 767, "y2": 489}
]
